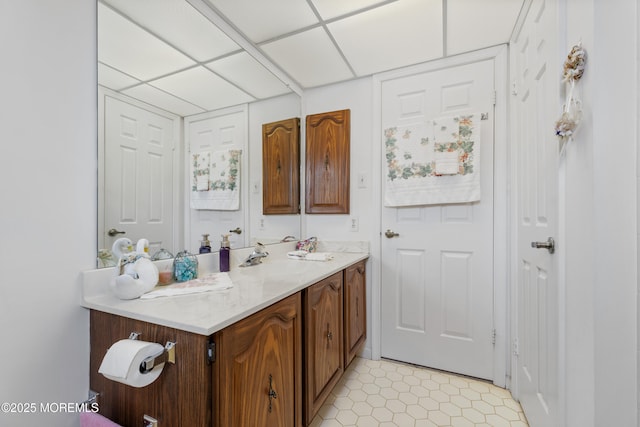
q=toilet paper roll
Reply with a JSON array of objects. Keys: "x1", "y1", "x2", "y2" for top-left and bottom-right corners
[{"x1": 98, "y1": 339, "x2": 165, "y2": 388}]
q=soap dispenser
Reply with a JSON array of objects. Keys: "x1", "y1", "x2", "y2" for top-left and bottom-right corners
[
  {"x1": 199, "y1": 234, "x2": 212, "y2": 254},
  {"x1": 219, "y1": 234, "x2": 230, "y2": 272}
]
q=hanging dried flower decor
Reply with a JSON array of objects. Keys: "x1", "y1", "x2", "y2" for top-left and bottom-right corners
[
  {"x1": 555, "y1": 43, "x2": 586, "y2": 146},
  {"x1": 562, "y1": 43, "x2": 587, "y2": 83},
  {"x1": 555, "y1": 101, "x2": 582, "y2": 139}
]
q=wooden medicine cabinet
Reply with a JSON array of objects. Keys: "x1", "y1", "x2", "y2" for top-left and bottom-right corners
[
  {"x1": 305, "y1": 109, "x2": 350, "y2": 214},
  {"x1": 262, "y1": 117, "x2": 300, "y2": 215}
]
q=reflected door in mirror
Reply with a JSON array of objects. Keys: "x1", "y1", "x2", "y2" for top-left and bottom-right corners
[
  {"x1": 262, "y1": 117, "x2": 300, "y2": 215},
  {"x1": 104, "y1": 96, "x2": 176, "y2": 255}
]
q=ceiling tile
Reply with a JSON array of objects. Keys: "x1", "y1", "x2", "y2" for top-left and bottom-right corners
[
  {"x1": 260, "y1": 27, "x2": 354, "y2": 88},
  {"x1": 328, "y1": 0, "x2": 444, "y2": 76},
  {"x1": 102, "y1": 0, "x2": 240, "y2": 62},
  {"x1": 446, "y1": 0, "x2": 524, "y2": 55},
  {"x1": 122, "y1": 84, "x2": 206, "y2": 117},
  {"x1": 206, "y1": 0, "x2": 318, "y2": 43},
  {"x1": 205, "y1": 52, "x2": 292, "y2": 99},
  {"x1": 151, "y1": 66, "x2": 255, "y2": 111},
  {"x1": 311, "y1": 0, "x2": 390, "y2": 20},
  {"x1": 98, "y1": 3, "x2": 195, "y2": 80},
  {"x1": 98, "y1": 63, "x2": 140, "y2": 91}
]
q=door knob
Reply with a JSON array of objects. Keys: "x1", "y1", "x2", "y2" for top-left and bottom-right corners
[
  {"x1": 385, "y1": 229, "x2": 400, "y2": 238},
  {"x1": 108, "y1": 228, "x2": 126, "y2": 237},
  {"x1": 229, "y1": 227, "x2": 242, "y2": 234},
  {"x1": 531, "y1": 237, "x2": 555, "y2": 254}
]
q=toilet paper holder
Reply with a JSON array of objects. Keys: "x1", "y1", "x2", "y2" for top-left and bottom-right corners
[{"x1": 129, "y1": 332, "x2": 176, "y2": 374}]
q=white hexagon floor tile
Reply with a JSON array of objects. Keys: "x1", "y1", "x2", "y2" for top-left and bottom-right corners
[{"x1": 314, "y1": 357, "x2": 529, "y2": 426}]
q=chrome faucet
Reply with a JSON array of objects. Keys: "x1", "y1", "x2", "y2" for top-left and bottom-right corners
[{"x1": 239, "y1": 243, "x2": 269, "y2": 267}]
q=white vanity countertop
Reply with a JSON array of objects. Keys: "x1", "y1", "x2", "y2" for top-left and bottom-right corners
[{"x1": 81, "y1": 242, "x2": 369, "y2": 336}]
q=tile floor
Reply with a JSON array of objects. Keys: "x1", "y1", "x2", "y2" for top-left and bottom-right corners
[{"x1": 310, "y1": 357, "x2": 529, "y2": 427}]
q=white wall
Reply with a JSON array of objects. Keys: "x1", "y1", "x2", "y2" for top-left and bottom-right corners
[
  {"x1": 561, "y1": 0, "x2": 638, "y2": 425},
  {"x1": 590, "y1": 0, "x2": 638, "y2": 425},
  {"x1": 0, "y1": 1, "x2": 96, "y2": 427}
]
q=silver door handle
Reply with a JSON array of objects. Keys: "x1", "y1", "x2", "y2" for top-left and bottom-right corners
[
  {"x1": 531, "y1": 237, "x2": 555, "y2": 254},
  {"x1": 108, "y1": 228, "x2": 126, "y2": 237},
  {"x1": 385, "y1": 229, "x2": 400, "y2": 238}
]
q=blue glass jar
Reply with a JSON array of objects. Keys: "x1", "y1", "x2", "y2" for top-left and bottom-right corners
[{"x1": 173, "y1": 250, "x2": 198, "y2": 282}]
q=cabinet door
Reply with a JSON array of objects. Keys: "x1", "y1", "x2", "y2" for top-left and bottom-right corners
[
  {"x1": 262, "y1": 117, "x2": 300, "y2": 214},
  {"x1": 344, "y1": 260, "x2": 367, "y2": 367},
  {"x1": 304, "y1": 272, "x2": 344, "y2": 424},
  {"x1": 305, "y1": 109, "x2": 350, "y2": 214},
  {"x1": 214, "y1": 293, "x2": 302, "y2": 427}
]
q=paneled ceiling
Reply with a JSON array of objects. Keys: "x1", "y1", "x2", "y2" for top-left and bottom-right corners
[{"x1": 98, "y1": 0, "x2": 525, "y2": 117}]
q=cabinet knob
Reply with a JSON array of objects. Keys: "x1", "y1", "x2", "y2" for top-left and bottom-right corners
[{"x1": 326, "y1": 322, "x2": 333, "y2": 348}]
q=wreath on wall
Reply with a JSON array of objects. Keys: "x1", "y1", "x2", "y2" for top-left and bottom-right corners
[{"x1": 555, "y1": 43, "x2": 587, "y2": 145}]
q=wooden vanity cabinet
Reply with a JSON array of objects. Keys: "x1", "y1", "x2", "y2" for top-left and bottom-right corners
[
  {"x1": 88, "y1": 259, "x2": 366, "y2": 427},
  {"x1": 344, "y1": 260, "x2": 367, "y2": 367},
  {"x1": 262, "y1": 117, "x2": 300, "y2": 215},
  {"x1": 303, "y1": 271, "x2": 344, "y2": 425},
  {"x1": 213, "y1": 293, "x2": 302, "y2": 427}
]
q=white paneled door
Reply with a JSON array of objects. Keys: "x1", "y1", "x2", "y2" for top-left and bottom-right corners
[
  {"x1": 104, "y1": 96, "x2": 176, "y2": 256},
  {"x1": 512, "y1": 1, "x2": 560, "y2": 425},
  {"x1": 380, "y1": 59, "x2": 496, "y2": 380}
]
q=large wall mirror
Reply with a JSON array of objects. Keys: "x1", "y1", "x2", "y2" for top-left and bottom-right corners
[{"x1": 97, "y1": 0, "x2": 302, "y2": 267}]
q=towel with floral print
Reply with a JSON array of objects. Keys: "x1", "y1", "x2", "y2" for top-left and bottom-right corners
[
  {"x1": 384, "y1": 114, "x2": 481, "y2": 206},
  {"x1": 190, "y1": 149, "x2": 241, "y2": 210}
]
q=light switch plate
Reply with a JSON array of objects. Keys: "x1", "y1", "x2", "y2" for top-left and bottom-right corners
[{"x1": 357, "y1": 173, "x2": 367, "y2": 189}]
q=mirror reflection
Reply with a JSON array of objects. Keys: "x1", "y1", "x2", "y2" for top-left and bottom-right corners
[{"x1": 97, "y1": 0, "x2": 302, "y2": 267}]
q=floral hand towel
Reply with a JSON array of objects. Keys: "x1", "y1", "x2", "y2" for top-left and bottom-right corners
[
  {"x1": 190, "y1": 149, "x2": 241, "y2": 210},
  {"x1": 384, "y1": 113, "x2": 481, "y2": 206}
]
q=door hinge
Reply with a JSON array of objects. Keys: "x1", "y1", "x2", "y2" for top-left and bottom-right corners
[
  {"x1": 207, "y1": 340, "x2": 216, "y2": 364},
  {"x1": 492, "y1": 90, "x2": 497, "y2": 106},
  {"x1": 513, "y1": 338, "x2": 520, "y2": 357},
  {"x1": 491, "y1": 329, "x2": 496, "y2": 345}
]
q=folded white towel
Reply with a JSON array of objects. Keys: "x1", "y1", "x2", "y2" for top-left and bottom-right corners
[
  {"x1": 140, "y1": 272, "x2": 233, "y2": 299},
  {"x1": 196, "y1": 175, "x2": 209, "y2": 191},
  {"x1": 434, "y1": 149, "x2": 460, "y2": 175},
  {"x1": 287, "y1": 251, "x2": 333, "y2": 261}
]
